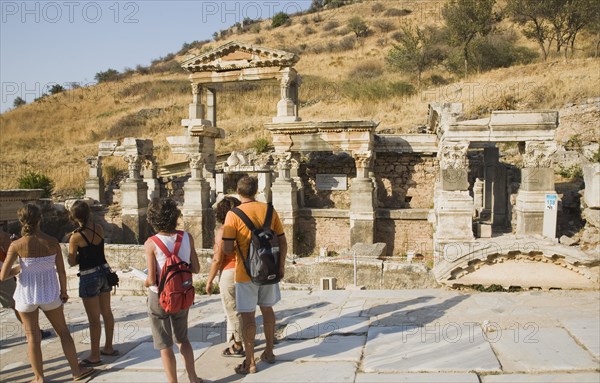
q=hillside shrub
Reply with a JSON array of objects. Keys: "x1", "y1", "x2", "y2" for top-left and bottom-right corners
[
  {"x1": 252, "y1": 137, "x2": 271, "y2": 153},
  {"x1": 13, "y1": 97, "x2": 26, "y2": 108},
  {"x1": 322, "y1": 20, "x2": 339, "y2": 31},
  {"x1": 373, "y1": 20, "x2": 395, "y2": 33},
  {"x1": 349, "y1": 60, "x2": 384, "y2": 79},
  {"x1": 348, "y1": 16, "x2": 369, "y2": 37},
  {"x1": 18, "y1": 171, "x2": 54, "y2": 197},
  {"x1": 95, "y1": 69, "x2": 121, "y2": 83},
  {"x1": 338, "y1": 36, "x2": 356, "y2": 50},
  {"x1": 272, "y1": 12, "x2": 290, "y2": 28},
  {"x1": 304, "y1": 26, "x2": 316, "y2": 35},
  {"x1": 372, "y1": 3, "x2": 385, "y2": 12},
  {"x1": 384, "y1": 8, "x2": 411, "y2": 17}
]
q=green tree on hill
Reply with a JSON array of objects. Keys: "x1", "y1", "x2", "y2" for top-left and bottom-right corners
[
  {"x1": 387, "y1": 25, "x2": 444, "y2": 89},
  {"x1": 443, "y1": 0, "x2": 498, "y2": 77},
  {"x1": 272, "y1": 12, "x2": 290, "y2": 28},
  {"x1": 49, "y1": 84, "x2": 65, "y2": 95},
  {"x1": 348, "y1": 16, "x2": 369, "y2": 38},
  {"x1": 95, "y1": 69, "x2": 121, "y2": 83},
  {"x1": 13, "y1": 97, "x2": 26, "y2": 108}
]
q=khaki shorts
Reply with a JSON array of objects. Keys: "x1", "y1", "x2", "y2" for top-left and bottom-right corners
[
  {"x1": 235, "y1": 282, "x2": 281, "y2": 313},
  {"x1": 147, "y1": 290, "x2": 189, "y2": 350},
  {"x1": 0, "y1": 277, "x2": 16, "y2": 309}
]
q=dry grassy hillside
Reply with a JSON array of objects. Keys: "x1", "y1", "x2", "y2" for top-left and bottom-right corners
[{"x1": 1, "y1": 0, "x2": 598, "y2": 196}]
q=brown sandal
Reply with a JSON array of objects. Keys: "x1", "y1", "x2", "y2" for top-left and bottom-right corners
[
  {"x1": 235, "y1": 360, "x2": 257, "y2": 375},
  {"x1": 222, "y1": 345, "x2": 244, "y2": 357}
]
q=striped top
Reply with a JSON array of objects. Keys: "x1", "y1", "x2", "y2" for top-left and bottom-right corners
[{"x1": 14, "y1": 255, "x2": 60, "y2": 306}]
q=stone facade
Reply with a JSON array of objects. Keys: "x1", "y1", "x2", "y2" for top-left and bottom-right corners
[
  {"x1": 295, "y1": 212, "x2": 351, "y2": 256},
  {"x1": 373, "y1": 153, "x2": 437, "y2": 209},
  {"x1": 374, "y1": 215, "x2": 433, "y2": 257}
]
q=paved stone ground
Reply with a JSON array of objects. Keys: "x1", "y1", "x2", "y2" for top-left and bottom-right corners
[{"x1": 1, "y1": 289, "x2": 599, "y2": 382}]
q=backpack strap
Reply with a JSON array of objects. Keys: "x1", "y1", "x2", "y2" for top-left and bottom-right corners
[
  {"x1": 150, "y1": 231, "x2": 184, "y2": 259},
  {"x1": 263, "y1": 203, "x2": 273, "y2": 230},
  {"x1": 151, "y1": 231, "x2": 184, "y2": 292},
  {"x1": 231, "y1": 207, "x2": 257, "y2": 231}
]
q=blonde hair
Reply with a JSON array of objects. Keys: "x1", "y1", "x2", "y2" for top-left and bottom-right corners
[{"x1": 18, "y1": 203, "x2": 42, "y2": 236}]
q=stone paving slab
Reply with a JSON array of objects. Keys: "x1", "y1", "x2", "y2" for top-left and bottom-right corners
[
  {"x1": 241, "y1": 361, "x2": 357, "y2": 382},
  {"x1": 356, "y1": 372, "x2": 480, "y2": 382},
  {"x1": 562, "y1": 318, "x2": 600, "y2": 358},
  {"x1": 481, "y1": 372, "x2": 600, "y2": 382},
  {"x1": 274, "y1": 335, "x2": 365, "y2": 362},
  {"x1": 107, "y1": 341, "x2": 210, "y2": 371},
  {"x1": 490, "y1": 327, "x2": 599, "y2": 372},
  {"x1": 1, "y1": 290, "x2": 599, "y2": 383},
  {"x1": 363, "y1": 324, "x2": 501, "y2": 372},
  {"x1": 284, "y1": 316, "x2": 370, "y2": 339}
]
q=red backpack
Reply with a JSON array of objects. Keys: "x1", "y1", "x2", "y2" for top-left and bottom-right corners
[{"x1": 150, "y1": 231, "x2": 195, "y2": 314}]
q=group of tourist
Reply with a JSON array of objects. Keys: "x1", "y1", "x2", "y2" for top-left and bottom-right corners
[{"x1": 0, "y1": 175, "x2": 287, "y2": 383}]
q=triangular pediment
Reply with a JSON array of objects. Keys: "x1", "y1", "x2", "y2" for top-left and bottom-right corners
[{"x1": 181, "y1": 41, "x2": 299, "y2": 73}]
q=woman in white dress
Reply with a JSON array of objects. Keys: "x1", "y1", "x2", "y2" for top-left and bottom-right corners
[{"x1": 0, "y1": 204, "x2": 95, "y2": 382}]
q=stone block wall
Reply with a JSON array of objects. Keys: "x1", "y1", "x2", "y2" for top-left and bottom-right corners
[
  {"x1": 373, "y1": 153, "x2": 437, "y2": 209},
  {"x1": 296, "y1": 210, "x2": 351, "y2": 256},
  {"x1": 300, "y1": 152, "x2": 355, "y2": 209},
  {"x1": 375, "y1": 213, "x2": 433, "y2": 257}
]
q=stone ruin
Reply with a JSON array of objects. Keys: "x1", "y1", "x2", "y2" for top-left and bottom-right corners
[{"x1": 39, "y1": 41, "x2": 597, "y2": 290}]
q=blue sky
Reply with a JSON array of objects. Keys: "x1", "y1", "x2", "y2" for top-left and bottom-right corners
[{"x1": 0, "y1": 0, "x2": 312, "y2": 113}]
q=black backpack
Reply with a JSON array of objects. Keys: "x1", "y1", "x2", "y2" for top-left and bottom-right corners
[{"x1": 231, "y1": 203, "x2": 281, "y2": 285}]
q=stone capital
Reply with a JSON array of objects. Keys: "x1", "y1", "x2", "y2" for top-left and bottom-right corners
[
  {"x1": 124, "y1": 154, "x2": 142, "y2": 180},
  {"x1": 85, "y1": 156, "x2": 101, "y2": 169},
  {"x1": 188, "y1": 153, "x2": 205, "y2": 169},
  {"x1": 521, "y1": 141, "x2": 557, "y2": 168},
  {"x1": 438, "y1": 142, "x2": 469, "y2": 170},
  {"x1": 353, "y1": 151, "x2": 373, "y2": 169}
]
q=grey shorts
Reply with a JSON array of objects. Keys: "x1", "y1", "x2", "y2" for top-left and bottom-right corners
[
  {"x1": 147, "y1": 290, "x2": 189, "y2": 350},
  {"x1": 0, "y1": 277, "x2": 16, "y2": 309},
  {"x1": 235, "y1": 282, "x2": 281, "y2": 313}
]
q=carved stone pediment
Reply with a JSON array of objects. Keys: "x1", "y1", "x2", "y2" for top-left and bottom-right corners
[{"x1": 182, "y1": 41, "x2": 299, "y2": 73}]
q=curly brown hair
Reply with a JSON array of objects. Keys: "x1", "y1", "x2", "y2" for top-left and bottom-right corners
[
  {"x1": 18, "y1": 203, "x2": 41, "y2": 236},
  {"x1": 147, "y1": 198, "x2": 181, "y2": 232},
  {"x1": 215, "y1": 196, "x2": 241, "y2": 224}
]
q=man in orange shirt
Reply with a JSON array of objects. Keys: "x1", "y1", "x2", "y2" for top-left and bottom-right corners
[{"x1": 222, "y1": 176, "x2": 287, "y2": 375}]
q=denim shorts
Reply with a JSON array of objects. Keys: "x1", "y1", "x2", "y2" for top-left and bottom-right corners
[{"x1": 79, "y1": 269, "x2": 112, "y2": 298}]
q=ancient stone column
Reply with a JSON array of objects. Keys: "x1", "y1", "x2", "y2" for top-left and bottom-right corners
[
  {"x1": 515, "y1": 141, "x2": 558, "y2": 236},
  {"x1": 143, "y1": 156, "x2": 160, "y2": 201},
  {"x1": 85, "y1": 156, "x2": 104, "y2": 204},
  {"x1": 189, "y1": 83, "x2": 206, "y2": 121},
  {"x1": 434, "y1": 142, "x2": 474, "y2": 241},
  {"x1": 121, "y1": 154, "x2": 150, "y2": 244},
  {"x1": 350, "y1": 151, "x2": 375, "y2": 245},
  {"x1": 272, "y1": 68, "x2": 300, "y2": 123},
  {"x1": 182, "y1": 153, "x2": 213, "y2": 248},
  {"x1": 271, "y1": 152, "x2": 298, "y2": 255},
  {"x1": 483, "y1": 146, "x2": 508, "y2": 228},
  {"x1": 206, "y1": 87, "x2": 216, "y2": 128}
]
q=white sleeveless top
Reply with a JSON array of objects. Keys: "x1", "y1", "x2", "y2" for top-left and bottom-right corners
[
  {"x1": 14, "y1": 255, "x2": 60, "y2": 305},
  {"x1": 149, "y1": 232, "x2": 191, "y2": 293}
]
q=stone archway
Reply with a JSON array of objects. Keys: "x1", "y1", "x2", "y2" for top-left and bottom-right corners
[{"x1": 434, "y1": 236, "x2": 598, "y2": 290}]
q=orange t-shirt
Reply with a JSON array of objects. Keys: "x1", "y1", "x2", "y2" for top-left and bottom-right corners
[
  {"x1": 214, "y1": 226, "x2": 236, "y2": 271},
  {"x1": 222, "y1": 201, "x2": 285, "y2": 283}
]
